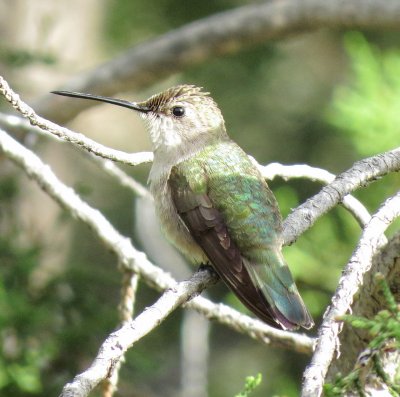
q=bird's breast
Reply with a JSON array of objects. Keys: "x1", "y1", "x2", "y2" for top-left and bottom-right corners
[{"x1": 148, "y1": 164, "x2": 207, "y2": 264}]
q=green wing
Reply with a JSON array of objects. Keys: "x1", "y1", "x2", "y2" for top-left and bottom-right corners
[{"x1": 169, "y1": 141, "x2": 313, "y2": 330}]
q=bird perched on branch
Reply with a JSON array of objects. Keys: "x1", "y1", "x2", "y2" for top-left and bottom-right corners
[{"x1": 52, "y1": 85, "x2": 313, "y2": 330}]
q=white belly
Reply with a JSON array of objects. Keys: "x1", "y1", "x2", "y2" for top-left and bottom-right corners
[{"x1": 148, "y1": 165, "x2": 207, "y2": 264}]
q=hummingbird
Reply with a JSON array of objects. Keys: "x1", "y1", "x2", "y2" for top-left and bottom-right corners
[{"x1": 52, "y1": 85, "x2": 313, "y2": 330}]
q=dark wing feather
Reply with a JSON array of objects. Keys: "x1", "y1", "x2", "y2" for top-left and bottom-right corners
[{"x1": 169, "y1": 167, "x2": 280, "y2": 327}]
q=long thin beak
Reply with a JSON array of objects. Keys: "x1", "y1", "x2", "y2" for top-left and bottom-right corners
[{"x1": 51, "y1": 90, "x2": 150, "y2": 113}]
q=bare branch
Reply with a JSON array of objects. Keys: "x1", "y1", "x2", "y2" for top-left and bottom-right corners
[
  {"x1": 0, "y1": 76, "x2": 153, "y2": 166},
  {"x1": 301, "y1": 192, "x2": 400, "y2": 397},
  {"x1": 0, "y1": 110, "x2": 152, "y2": 200},
  {"x1": 283, "y1": 149, "x2": 400, "y2": 245},
  {"x1": 259, "y1": 162, "x2": 371, "y2": 227},
  {"x1": 0, "y1": 112, "x2": 44, "y2": 135},
  {"x1": 32, "y1": 0, "x2": 400, "y2": 124},
  {"x1": 89, "y1": 155, "x2": 152, "y2": 200},
  {"x1": 186, "y1": 295, "x2": 314, "y2": 355},
  {"x1": 102, "y1": 270, "x2": 139, "y2": 397},
  {"x1": 59, "y1": 268, "x2": 218, "y2": 397}
]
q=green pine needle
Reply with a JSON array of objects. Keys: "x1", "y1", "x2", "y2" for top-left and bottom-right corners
[{"x1": 235, "y1": 373, "x2": 262, "y2": 397}]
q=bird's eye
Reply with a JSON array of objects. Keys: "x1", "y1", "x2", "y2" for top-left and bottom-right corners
[{"x1": 172, "y1": 106, "x2": 185, "y2": 117}]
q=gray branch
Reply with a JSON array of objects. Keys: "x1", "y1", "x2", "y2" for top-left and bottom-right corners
[
  {"x1": 301, "y1": 192, "x2": 400, "y2": 397},
  {"x1": 259, "y1": 162, "x2": 371, "y2": 227},
  {"x1": 33, "y1": 0, "x2": 400, "y2": 124},
  {"x1": 102, "y1": 270, "x2": 139, "y2": 397},
  {"x1": 283, "y1": 150, "x2": 400, "y2": 245},
  {"x1": 0, "y1": 76, "x2": 153, "y2": 167},
  {"x1": 59, "y1": 269, "x2": 217, "y2": 397}
]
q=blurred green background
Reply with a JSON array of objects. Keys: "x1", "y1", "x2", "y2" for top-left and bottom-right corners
[{"x1": 0, "y1": 1, "x2": 399, "y2": 396}]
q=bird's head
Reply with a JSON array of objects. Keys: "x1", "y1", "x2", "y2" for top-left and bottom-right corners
[{"x1": 52, "y1": 85, "x2": 227, "y2": 154}]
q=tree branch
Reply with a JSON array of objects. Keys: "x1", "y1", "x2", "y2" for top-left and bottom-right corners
[
  {"x1": 260, "y1": 162, "x2": 371, "y2": 227},
  {"x1": 89, "y1": 155, "x2": 152, "y2": 200},
  {"x1": 283, "y1": 150, "x2": 400, "y2": 245},
  {"x1": 0, "y1": 76, "x2": 153, "y2": 166},
  {"x1": 102, "y1": 270, "x2": 139, "y2": 397},
  {"x1": 0, "y1": 109, "x2": 153, "y2": 200},
  {"x1": 32, "y1": 0, "x2": 400, "y2": 124},
  {"x1": 185, "y1": 295, "x2": 314, "y2": 354},
  {"x1": 59, "y1": 268, "x2": 218, "y2": 397},
  {"x1": 301, "y1": 192, "x2": 400, "y2": 397}
]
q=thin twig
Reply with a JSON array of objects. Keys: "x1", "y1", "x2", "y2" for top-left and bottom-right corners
[
  {"x1": 185, "y1": 295, "x2": 314, "y2": 354},
  {"x1": 259, "y1": 162, "x2": 371, "y2": 227},
  {"x1": 60, "y1": 268, "x2": 218, "y2": 397},
  {"x1": 0, "y1": 75, "x2": 153, "y2": 166},
  {"x1": 301, "y1": 191, "x2": 400, "y2": 397},
  {"x1": 89, "y1": 155, "x2": 152, "y2": 200},
  {"x1": 0, "y1": 111, "x2": 152, "y2": 200},
  {"x1": 0, "y1": 112, "x2": 44, "y2": 135},
  {"x1": 283, "y1": 149, "x2": 400, "y2": 245},
  {"x1": 102, "y1": 270, "x2": 139, "y2": 397}
]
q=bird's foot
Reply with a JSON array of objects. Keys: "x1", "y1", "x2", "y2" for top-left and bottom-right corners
[{"x1": 198, "y1": 263, "x2": 219, "y2": 279}]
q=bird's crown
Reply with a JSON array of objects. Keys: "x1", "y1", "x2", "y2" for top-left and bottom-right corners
[{"x1": 140, "y1": 85, "x2": 212, "y2": 112}]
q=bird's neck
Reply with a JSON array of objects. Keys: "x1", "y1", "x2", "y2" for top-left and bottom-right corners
[
  {"x1": 148, "y1": 127, "x2": 229, "y2": 185},
  {"x1": 152, "y1": 124, "x2": 228, "y2": 164}
]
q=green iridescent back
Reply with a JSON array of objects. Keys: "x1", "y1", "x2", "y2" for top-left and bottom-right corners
[{"x1": 175, "y1": 140, "x2": 283, "y2": 263}]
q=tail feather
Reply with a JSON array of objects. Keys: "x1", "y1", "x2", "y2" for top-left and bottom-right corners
[{"x1": 243, "y1": 252, "x2": 314, "y2": 330}]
